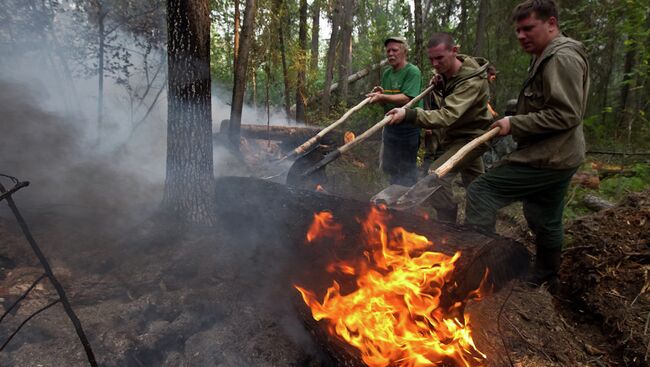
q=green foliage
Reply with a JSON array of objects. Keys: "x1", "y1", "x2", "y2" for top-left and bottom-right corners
[
  {"x1": 600, "y1": 163, "x2": 650, "y2": 198},
  {"x1": 564, "y1": 162, "x2": 650, "y2": 221}
]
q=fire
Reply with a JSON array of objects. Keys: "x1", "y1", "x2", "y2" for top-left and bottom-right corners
[
  {"x1": 306, "y1": 211, "x2": 343, "y2": 243},
  {"x1": 295, "y1": 207, "x2": 487, "y2": 367},
  {"x1": 315, "y1": 184, "x2": 329, "y2": 194},
  {"x1": 344, "y1": 131, "x2": 356, "y2": 144}
]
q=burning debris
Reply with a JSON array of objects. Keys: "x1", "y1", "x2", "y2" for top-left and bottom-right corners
[{"x1": 296, "y1": 207, "x2": 487, "y2": 366}]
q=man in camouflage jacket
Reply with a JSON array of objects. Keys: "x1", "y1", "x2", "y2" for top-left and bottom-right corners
[
  {"x1": 385, "y1": 32, "x2": 493, "y2": 223},
  {"x1": 465, "y1": 0, "x2": 590, "y2": 292}
]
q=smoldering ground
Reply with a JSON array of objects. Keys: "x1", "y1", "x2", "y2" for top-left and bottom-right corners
[{"x1": 0, "y1": 79, "x2": 322, "y2": 365}]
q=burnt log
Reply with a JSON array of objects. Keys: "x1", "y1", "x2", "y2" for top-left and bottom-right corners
[
  {"x1": 215, "y1": 176, "x2": 529, "y2": 293},
  {"x1": 216, "y1": 120, "x2": 343, "y2": 149},
  {"x1": 214, "y1": 176, "x2": 530, "y2": 365}
]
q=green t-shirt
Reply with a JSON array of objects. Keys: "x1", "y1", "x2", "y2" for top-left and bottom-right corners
[{"x1": 380, "y1": 62, "x2": 423, "y2": 113}]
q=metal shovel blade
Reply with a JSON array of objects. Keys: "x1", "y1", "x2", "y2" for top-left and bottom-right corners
[
  {"x1": 371, "y1": 173, "x2": 442, "y2": 210},
  {"x1": 370, "y1": 184, "x2": 410, "y2": 205}
]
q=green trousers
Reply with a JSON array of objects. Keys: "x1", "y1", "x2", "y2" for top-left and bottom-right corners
[
  {"x1": 427, "y1": 140, "x2": 487, "y2": 212},
  {"x1": 465, "y1": 163, "x2": 577, "y2": 251}
]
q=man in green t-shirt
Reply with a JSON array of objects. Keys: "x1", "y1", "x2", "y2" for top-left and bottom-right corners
[{"x1": 367, "y1": 36, "x2": 422, "y2": 186}]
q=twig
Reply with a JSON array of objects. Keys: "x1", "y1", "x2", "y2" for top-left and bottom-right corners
[
  {"x1": 563, "y1": 245, "x2": 596, "y2": 252},
  {"x1": 0, "y1": 179, "x2": 98, "y2": 366},
  {"x1": 0, "y1": 299, "x2": 61, "y2": 352},
  {"x1": 497, "y1": 283, "x2": 516, "y2": 367},
  {"x1": 0, "y1": 273, "x2": 47, "y2": 323}
]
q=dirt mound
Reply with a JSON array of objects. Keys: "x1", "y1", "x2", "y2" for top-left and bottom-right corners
[{"x1": 561, "y1": 190, "x2": 650, "y2": 366}]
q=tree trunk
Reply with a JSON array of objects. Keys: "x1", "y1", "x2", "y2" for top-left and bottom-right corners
[
  {"x1": 274, "y1": 0, "x2": 291, "y2": 121},
  {"x1": 440, "y1": 0, "x2": 455, "y2": 30},
  {"x1": 296, "y1": 0, "x2": 308, "y2": 123},
  {"x1": 234, "y1": 0, "x2": 240, "y2": 66},
  {"x1": 617, "y1": 45, "x2": 636, "y2": 137},
  {"x1": 413, "y1": 0, "x2": 423, "y2": 68},
  {"x1": 97, "y1": 7, "x2": 106, "y2": 144},
  {"x1": 230, "y1": 0, "x2": 257, "y2": 147},
  {"x1": 322, "y1": 0, "x2": 342, "y2": 114},
  {"x1": 472, "y1": 0, "x2": 488, "y2": 56},
  {"x1": 337, "y1": 0, "x2": 355, "y2": 107},
  {"x1": 164, "y1": 0, "x2": 217, "y2": 225},
  {"x1": 599, "y1": 32, "x2": 616, "y2": 126},
  {"x1": 458, "y1": 0, "x2": 468, "y2": 49},
  {"x1": 310, "y1": 0, "x2": 320, "y2": 74}
]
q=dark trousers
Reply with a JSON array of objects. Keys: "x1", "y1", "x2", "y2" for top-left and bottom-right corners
[
  {"x1": 465, "y1": 164, "x2": 577, "y2": 251},
  {"x1": 381, "y1": 128, "x2": 420, "y2": 186}
]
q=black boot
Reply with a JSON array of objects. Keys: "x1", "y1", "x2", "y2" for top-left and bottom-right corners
[
  {"x1": 526, "y1": 248, "x2": 562, "y2": 294},
  {"x1": 436, "y1": 206, "x2": 458, "y2": 223}
]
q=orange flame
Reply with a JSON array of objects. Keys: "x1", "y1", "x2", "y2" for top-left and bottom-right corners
[
  {"x1": 306, "y1": 211, "x2": 343, "y2": 243},
  {"x1": 315, "y1": 184, "x2": 329, "y2": 194},
  {"x1": 344, "y1": 131, "x2": 356, "y2": 144},
  {"x1": 295, "y1": 207, "x2": 486, "y2": 367}
]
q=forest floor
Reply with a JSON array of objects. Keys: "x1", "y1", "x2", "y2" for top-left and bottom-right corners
[{"x1": 0, "y1": 139, "x2": 649, "y2": 367}]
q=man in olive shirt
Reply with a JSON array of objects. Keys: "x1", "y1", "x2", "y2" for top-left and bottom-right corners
[
  {"x1": 367, "y1": 36, "x2": 422, "y2": 186},
  {"x1": 465, "y1": 0, "x2": 590, "y2": 292},
  {"x1": 385, "y1": 33, "x2": 493, "y2": 222}
]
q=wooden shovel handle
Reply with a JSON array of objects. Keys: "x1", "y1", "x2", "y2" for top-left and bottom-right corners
[
  {"x1": 434, "y1": 126, "x2": 501, "y2": 178},
  {"x1": 289, "y1": 97, "x2": 372, "y2": 158},
  {"x1": 337, "y1": 83, "x2": 436, "y2": 155}
]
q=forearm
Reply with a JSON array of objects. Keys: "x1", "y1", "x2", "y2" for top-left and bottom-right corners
[{"x1": 380, "y1": 93, "x2": 411, "y2": 107}]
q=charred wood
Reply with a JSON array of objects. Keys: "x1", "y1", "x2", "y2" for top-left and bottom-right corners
[
  {"x1": 214, "y1": 176, "x2": 530, "y2": 301},
  {"x1": 213, "y1": 177, "x2": 530, "y2": 366},
  {"x1": 216, "y1": 120, "x2": 343, "y2": 149}
]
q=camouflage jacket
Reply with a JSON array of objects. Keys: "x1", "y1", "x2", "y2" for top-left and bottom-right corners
[{"x1": 403, "y1": 55, "x2": 493, "y2": 145}]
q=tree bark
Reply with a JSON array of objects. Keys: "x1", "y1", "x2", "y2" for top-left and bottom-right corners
[
  {"x1": 322, "y1": 0, "x2": 342, "y2": 114},
  {"x1": 617, "y1": 45, "x2": 636, "y2": 132},
  {"x1": 472, "y1": 0, "x2": 488, "y2": 56},
  {"x1": 296, "y1": 0, "x2": 309, "y2": 123},
  {"x1": 234, "y1": 0, "x2": 240, "y2": 66},
  {"x1": 458, "y1": 0, "x2": 468, "y2": 49},
  {"x1": 275, "y1": 0, "x2": 291, "y2": 121},
  {"x1": 413, "y1": 0, "x2": 423, "y2": 68},
  {"x1": 310, "y1": 0, "x2": 320, "y2": 74},
  {"x1": 337, "y1": 0, "x2": 355, "y2": 107},
  {"x1": 164, "y1": 0, "x2": 217, "y2": 225},
  {"x1": 229, "y1": 0, "x2": 257, "y2": 147}
]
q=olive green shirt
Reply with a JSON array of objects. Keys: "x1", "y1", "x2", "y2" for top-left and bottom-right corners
[
  {"x1": 506, "y1": 36, "x2": 590, "y2": 169},
  {"x1": 403, "y1": 55, "x2": 493, "y2": 145}
]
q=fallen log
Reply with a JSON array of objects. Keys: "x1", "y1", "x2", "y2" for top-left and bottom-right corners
[
  {"x1": 214, "y1": 176, "x2": 529, "y2": 294},
  {"x1": 216, "y1": 120, "x2": 343, "y2": 148}
]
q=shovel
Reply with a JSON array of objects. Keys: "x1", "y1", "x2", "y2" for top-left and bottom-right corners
[
  {"x1": 300, "y1": 84, "x2": 437, "y2": 178},
  {"x1": 371, "y1": 126, "x2": 502, "y2": 210},
  {"x1": 262, "y1": 96, "x2": 373, "y2": 183}
]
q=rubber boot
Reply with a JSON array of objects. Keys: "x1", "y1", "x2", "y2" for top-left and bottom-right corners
[
  {"x1": 436, "y1": 206, "x2": 458, "y2": 224},
  {"x1": 526, "y1": 247, "x2": 562, "y2": 294}
]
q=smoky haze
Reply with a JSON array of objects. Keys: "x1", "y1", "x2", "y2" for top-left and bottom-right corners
[{"x1": 0, "y1": 3, "x2": 321, "y2": 365}]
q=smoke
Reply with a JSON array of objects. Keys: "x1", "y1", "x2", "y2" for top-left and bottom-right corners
[{"x1": 0, "y1": 4, "x2": 323, "y2": 365}]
